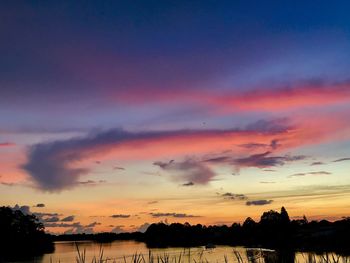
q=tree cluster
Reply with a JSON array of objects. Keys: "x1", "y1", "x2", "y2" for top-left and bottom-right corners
[
  {"x1": 0, "y1": 206, "x2": 53, "y2": 259},
  {"x1": 143, "y1": 207, "x2": 350, "y2": 252}
]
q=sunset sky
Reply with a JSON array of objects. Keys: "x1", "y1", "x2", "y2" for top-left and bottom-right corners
[{"x1": 1, "y1": 1, "x2": 350, "y2": 234}]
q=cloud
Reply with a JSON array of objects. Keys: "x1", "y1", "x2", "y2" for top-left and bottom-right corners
[
  {"x1": 61, "y1": 215, "x2": 75, "y2": 222},
  {"x1": 333, "y1": 157, "x2": 350, "y2": 162},
  {"x1": 204, "y1": 151, "x2": 306, "y2": 170},
  {"x1": 21, "y1": 122, "x2": 291, "y2": 191},
  {"x1": 45, "y1": 222, "x2": 81, "y2": 228},
  {"x1": 113, "y1": 166, "x2": 125, "y2": 170},
  {"x1": 311, "y1": 161, "x2": 324, "y2": 166},
  {"x1": 260, "y1": 181, "x2": 276, "y2": 184},
  {"x1": 86, "y1": 222, "x2": 101, "y2": 227},
  {"x1": 154, "y1": 159, "x2": 216, "y2": 184},
  {"x1": 43, "y1": 216, "x2": 60, "y2": 222},
  {"x1": 233, "y1": 151, "x2": 306, "y2": 168},
  {"x1": 289, "y1": 171, "x2": 331, "y2": 177},
  {"x1": 182, "y1": 182, "x2": 194, "y2": 186},
  {"x1": 34, "y1": 203, "x2": 45, "y2": 208},
  {"x1": 34, "y1": 212, "x2": 60, "y2": 217},
  {"x1": 45, "y1": 221, "x2": 100, "y2": 234},
  {"x1": 111, "y1": 214, "x2": 130, "y2": 218},
  {"x1": 78, "y1": 180, "x2": 106, "y2": 186},
  {"x1": 246, "y1": 200, "x2": 273, "y2": 206},
  {"x1": 150, "y1": 212, "x2": 200, "y2": 218},
  {"x1": 221, "y1": 192, "x2": 247, "y2": 200}
]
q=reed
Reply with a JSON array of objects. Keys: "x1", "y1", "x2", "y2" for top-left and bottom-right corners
[{"x1": 69, "y1": 244, "x2": 350, "y2": 263}]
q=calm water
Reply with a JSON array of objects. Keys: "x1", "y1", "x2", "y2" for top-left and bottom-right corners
[{"x1": 4, "y1": 240, "x2": 345, "y2": 263}]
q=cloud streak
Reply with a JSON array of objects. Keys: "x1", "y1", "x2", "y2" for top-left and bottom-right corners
[
  {"x1": 22, "y1": 124, "x2": 289, "y2": 191},
  {"x1": 246, "y1": 200, "x2": 273, "y2": 206},
  {"x1": 150, "y1": 212, "x2": 200, "y2": 218}
]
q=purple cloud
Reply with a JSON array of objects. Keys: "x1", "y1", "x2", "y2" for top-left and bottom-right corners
[{"x1": 154, "y1": 159, "x2": 216, "y2": 184}]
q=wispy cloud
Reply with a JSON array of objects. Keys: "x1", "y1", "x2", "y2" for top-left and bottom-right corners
[
  {"x1": 311, "y1": 161, "x2": 324, "y2": 166},
  {"x1": 289, "y1": 171, "x2": 331, "y2": 178},
  {"x1": 221, "y1": 192, "x2": 247, "y2": 200},
  {"x1": 154, "y1": 159, "x2": 216, "y2": 184},
  {"x1": 61, "y1": 215, "x2": 75, "y2": 222},
  {"x1": 246, "y1": 200, "x2": 273, "y2": 206},
  {"x1": 110, "y1": 214, "x2": 130, "y2": 218},
  {"x1": 150, "y1": 212, "x2": 200, "y2": 218},
  {"x1": 182, "y1": 182, "x2": 194, "y2": 186},
  {"x1": 333, "y1": 157, "x2": 350, "y2": 162}
]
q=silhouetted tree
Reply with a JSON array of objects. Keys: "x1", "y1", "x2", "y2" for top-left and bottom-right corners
[{"x1": 0, "y1": 206, "x2": 53, "y2": 259}]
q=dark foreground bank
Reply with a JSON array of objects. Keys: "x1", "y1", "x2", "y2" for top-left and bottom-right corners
[
  {"x1": 2, "y1": 206, "x2": 350, "y2": 260},
  {"x1": 53, "y1": 207, "x2": 350, "y2": 253}
]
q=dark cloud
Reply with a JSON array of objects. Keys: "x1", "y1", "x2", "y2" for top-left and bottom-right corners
[
  {"x1": 239, "y1": 139, "x2": 280, "y2": 150},
  {"x1": 147, "y1": 201, "x2": 158, "y2": 204},
  {"x1": 111, "y1": 214, "x2": 130, "y2": 218},
  {"x1": 34, "y1": 212, "x2": 60, "y2": 217},
  {"x1": 203, "y1": 151, "x2": 306, "y2": 170},
  {"x1": 86, "y1": 222, "x2": 101, "y2": 227},
  {"x1": 43, "y1": 216, "x2": 60, "y2": 222},
  {"x1": 246, "y1": 200, "x2": 273, "y2": 206},
  {"x1": 150, "y1": 212, "x2": 200, "y2": 218},
  {"x1": 78, "y1": 180, "x2": 106, "y2": 186},
  {"x1": 233, "y1": 151, "x2": 306, "y2": 168},
  {"x1": 203, "y1": 156, "x2": 231, "y2": 163},
  {"x1": 113, "y1": 166, "x2": 125, "y2": 170},
  {"x1": 154, "y1": 159, "x2": 216, "y2": 184},
  {"x1": 34, "y1": 203, "x2": 45, "y2": 208},
  {"x1": 182, "y1": 182, "x2": 194, "y2": 186},
  {"x1": 311, "y1": 161, "x2": 324, "y2": 166},
  {"x1": 333, "y1": 157, "x2": 350, "y2": 162},
  {"x1": 289, "y1": 171, "x2": 331, "y2": 177},
  {"x1": 221, "y1": 192, "x2": 247, "y2": 200},
  {"x1": 61, "y1": 215, "x2": 75, "y2": 222}
]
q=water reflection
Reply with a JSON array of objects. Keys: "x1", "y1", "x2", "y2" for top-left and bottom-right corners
[{"x1": 4, "y1": 241, "x2": 349, "y2": 263}]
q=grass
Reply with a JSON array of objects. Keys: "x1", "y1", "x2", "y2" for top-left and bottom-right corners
[{"x1": 49, "y1": 244, "x2": 350, "y2": 263}]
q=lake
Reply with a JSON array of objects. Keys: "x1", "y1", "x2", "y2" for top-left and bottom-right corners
[{"x1": 4, "y1": 240, "x2": 346, "y2": 263}]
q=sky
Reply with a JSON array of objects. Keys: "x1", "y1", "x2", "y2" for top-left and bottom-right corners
[{"x1": 1, "y1": 1, "x2": 350, "y2": 234}]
